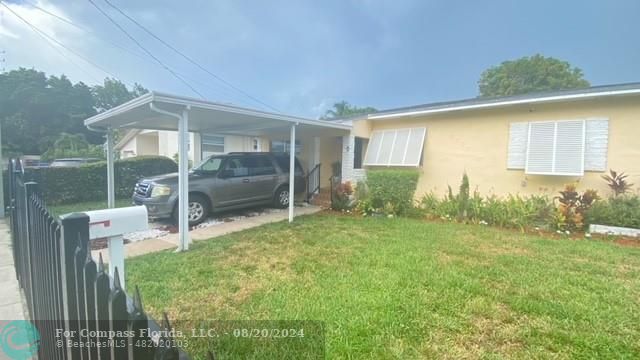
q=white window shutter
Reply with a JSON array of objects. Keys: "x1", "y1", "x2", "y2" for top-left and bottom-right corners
[
  {"x1": 507, "y1": 122, "x2": 528, "y2": 169},
  {"x1": 584, "y1": 119, "x2": 609, "y2": 171},
  {"x1": 525, "y1": 122, "x2": 556, "y2": 174},
  {"x1": 362, "y1": 128, "x2": 426, "y2": 167},
  {"x1": 554, "y1": 120, "x2": 585, "y2": 175}
]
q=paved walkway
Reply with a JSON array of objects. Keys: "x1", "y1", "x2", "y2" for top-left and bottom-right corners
[
  {"x1": 0, "y1": 220, "x2": 26, "y2": 321},
  {"x1": 92, "y1": 206, "x2": 323, "y2": 262}
]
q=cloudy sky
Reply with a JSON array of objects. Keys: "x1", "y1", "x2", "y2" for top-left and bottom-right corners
[{"x1": 1, "y1": 0, "x2": 639, "y2": 118}]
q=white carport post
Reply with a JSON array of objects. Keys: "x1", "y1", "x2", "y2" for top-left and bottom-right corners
[
  {"x1": 178, "y1": 107, "x2": 191, "y2": 250},
  {"x1": 288, "y1": 123, "x2": 297, "y2": 223},
  {"x1": 149, "y1": 103, "x2": 191, "y2": 251},
  {"x1": 106, "y1": 128, "x2": 115, "y2": 209}
]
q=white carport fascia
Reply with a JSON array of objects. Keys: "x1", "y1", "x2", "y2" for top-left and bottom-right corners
[{"x1": 84, "y1": 91, "x2": 351, "y2": 133}]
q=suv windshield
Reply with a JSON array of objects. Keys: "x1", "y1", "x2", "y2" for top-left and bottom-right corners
[{"x1": 194, "y1": 156, "x2": 223, "y2": 172}]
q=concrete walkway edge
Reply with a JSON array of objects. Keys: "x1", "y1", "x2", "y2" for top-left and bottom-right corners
[{"x1": 0, "y1": 219, "x2": 27, "y2": 321}]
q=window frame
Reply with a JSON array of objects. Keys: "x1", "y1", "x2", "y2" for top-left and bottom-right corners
[{"x1": 524, "y1": 119, "x2": 586, "y2": 176}]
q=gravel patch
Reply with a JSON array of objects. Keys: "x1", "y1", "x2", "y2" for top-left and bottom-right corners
[{"x1": 120, "y1": 206, "x2": 299, "y2": 243}]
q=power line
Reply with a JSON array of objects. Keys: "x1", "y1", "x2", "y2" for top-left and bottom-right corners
[
  {"x1": 0, "y1": 1, "x2": 115, "y2": 83},
  {"x1": 87, "y1": 0, "x2": 206, "y2": 99},
  {"x1": 101, "y1": 0, "x2": 280, "y2": 112},
  {"x1": 22, "y1": 0, "x2": 148, "y2": 60},
  {"x1": 20, "y1": 0, "x2": 247, "y2": 104}
]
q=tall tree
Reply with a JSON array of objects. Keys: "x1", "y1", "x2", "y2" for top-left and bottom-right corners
[
  {"x1": 0, "y1": 68, "x2": 98, "y2": 155},
  {"x1": 41, "y1": 132, "x2": 104, "y2": 160},
  {"x1": 321, "y1": 101, "x2": 377, "y2": 119},
  {"x1": 92, "y1": 78, "x2": 147, "y2": 112},
  {"x1": 0, "y1": 69, "x2": 147, "y2": 156},
  {"x1": 478, "y1": 54, "x2": 590, "y2": 98}
]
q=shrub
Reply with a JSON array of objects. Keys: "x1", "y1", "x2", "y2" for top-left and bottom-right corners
[
  {"x1": 331, "y1": 181, "x2": 355, "y2": 211},
  {"x1": 24, "y1": 156, "x2": 178, "y2": 205},
  {"x1": 365, "y1": 169, "x2": 420, "y2": 216},
  {"x1": 601, "y1": 169, "x2": 634, "y2": 197},
  {"x1": 419, "y1": 173, "x2": 555, "y2": 231},
  {"x1": 585, "y1": 196, "x2": 640, "y2": 229},
  {"x1": 553, "y1": 184, "x2": 599, "y2": 232}
]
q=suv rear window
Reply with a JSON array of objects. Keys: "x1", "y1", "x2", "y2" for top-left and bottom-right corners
[{"x1": 273, "y1": 156, "x2": 303, "y2": 175}]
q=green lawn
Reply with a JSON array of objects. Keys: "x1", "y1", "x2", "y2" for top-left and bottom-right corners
[
  {"x1": 126, "y1": 213, "x2": 640, "y2": 359},
  {"x1": 49, "y1": 198, "x2": 132, "y2": 216}
]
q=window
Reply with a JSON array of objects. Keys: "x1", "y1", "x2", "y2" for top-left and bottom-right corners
[
  {"x1": 363, "y1": 128, "x2": 426, "y2": 167},
  {"x1": 270, "y1": 140, "x2": 302, "y2": 155},
  {"x1": 252, "y1": 138, "x2": 261, "y2": 152},
  {"x1": 223, "y1": 157, "x2": 251, "y2": 177},
  {"x1": 195, "y1": 156, "x2": 223, "y2": 172},
  {"x1": 525, "y1": 120, "x2": 585, "y2": 176},
  {"x1": 273, "y1": 155, "x2": 304, "y2": 175},
  {"x1": 354, "y1": 137, "x2": 368, "y2": 169},
  {"x1": 201, "y1": 134, "x2": 225, "y2": 157},
  {"x1": 251, "y1": 156, "x2": 276, "y2": 176}
]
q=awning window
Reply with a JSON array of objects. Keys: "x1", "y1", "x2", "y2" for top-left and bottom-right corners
[{"x1": 363, "y1": 127, "x2": 426, "y2": 167}]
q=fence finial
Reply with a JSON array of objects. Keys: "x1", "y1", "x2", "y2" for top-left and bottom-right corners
[
  {"x1": 98, "y1": 253, "x2": 106, "y2": 273},
  {"x1": 133, "y1": 286, "x2": 144, "y2": 312},
  {"x1": 162, "y1": 312, "x2": 172, "y2": 331},
  {"x1": 84, "y1": 244, "x2": 94, "y2": 264},
  {"x1": 113, "y1": 266, "x2": 122, "y2": 290}
]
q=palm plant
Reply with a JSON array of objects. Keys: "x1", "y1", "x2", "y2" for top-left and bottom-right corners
[{"x1": 601, "y1": 169, "x2": 634, "y2": 197}]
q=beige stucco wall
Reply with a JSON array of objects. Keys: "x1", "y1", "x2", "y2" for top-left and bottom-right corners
[
  {"x1": 120, "y1": 137, "x2": 137, "y2": 158},
  {"x1": 158, "y1": 131, "x2": 196, "y2": 162},
  {"x1": 354, "y1": 96, "x2": 640, "y2": 198},
  {"x1": 135, "y1": 133, "x2": 159, "y2": 156}
]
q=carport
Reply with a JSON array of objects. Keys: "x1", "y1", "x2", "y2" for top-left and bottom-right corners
[{"x1": 84, "y1": 91, "x2": 350, "y2": 251}]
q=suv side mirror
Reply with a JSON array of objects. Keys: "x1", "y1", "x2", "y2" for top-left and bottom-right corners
[{"x1": 218, "y1": 169, "x2": 234, "y2": 179}]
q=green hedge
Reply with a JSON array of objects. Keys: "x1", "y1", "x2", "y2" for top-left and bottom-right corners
[
  {"x1": 585, "y1": 196, "x2": 640, "y2": 229},
  {"x1": 22, "y1": 156, "x2": 177, "y2": 205},
  {"x1": 365, "y1": 169, "x2": 420, "y2": 215}
]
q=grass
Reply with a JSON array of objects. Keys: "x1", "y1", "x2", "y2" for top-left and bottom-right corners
[
  {"x1": 49, "y1": 198, "x2": 131, "y2": 216},
  {"x1": 126, "y1": 213, "x2": 640, "y2": 359}
]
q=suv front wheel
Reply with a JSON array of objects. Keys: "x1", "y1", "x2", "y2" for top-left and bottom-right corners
[{"x1": 172, "y1": 194, "x2": 210, "y2": 226}]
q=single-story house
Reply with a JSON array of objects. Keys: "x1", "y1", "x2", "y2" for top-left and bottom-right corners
[
  {"x1": 340, "y1": 82, "x2": 640, "y2": 198},
  {"x1": 84, "y1": 83, "x2": 639, "y2": 248},
  {"x1": 105, "y1": 82, "x2": 640, "y2": 205}
]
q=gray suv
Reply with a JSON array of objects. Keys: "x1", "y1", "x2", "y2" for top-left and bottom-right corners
[{"x1": 133, "y1": 152, "x2": 305, "y2": 225}]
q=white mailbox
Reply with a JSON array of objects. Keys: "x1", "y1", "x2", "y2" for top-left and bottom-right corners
[{"x1": 86, "y1": 206, "x2": 148, "y2": 290}]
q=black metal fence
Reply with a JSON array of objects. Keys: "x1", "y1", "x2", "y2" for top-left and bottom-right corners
[
  {"x1": 305, "y1": 164, "x2": 321, "y2": 202},
  {"x1": 7, "y1": 158, "x2": 191, "y2": 359}
]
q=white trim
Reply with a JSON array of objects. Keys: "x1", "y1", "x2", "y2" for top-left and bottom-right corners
[
  {"x1": 369, "y1": 88, "x2": 640, "y2": 120},
  {"x1": 85, "y1": 91, "x2": 351, "y2": 131}
]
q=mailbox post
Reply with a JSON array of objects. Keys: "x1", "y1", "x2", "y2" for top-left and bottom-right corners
[{"x1": 84, "y1": 206, "x2": 148, "y2": 290}]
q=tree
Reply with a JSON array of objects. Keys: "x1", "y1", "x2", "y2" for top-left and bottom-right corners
[
  {"x1": 0, "y1": 68, "x2": 98, "y2": 155},
  {"x1": 92, "y1": 78, "x2": 147, "y2": 112},
  {"x1": 478, "y1": 54, "x2": 590, "y2": 98},
  {"x1": 41, "y1": 132, "x2": 105, "y2": 160},
  {"x1": 0, "y1": 69, "x2": 147, "y2": 157},
  {"x1": 321, "y1": 101, "x2": 377, "y2": 119}
]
